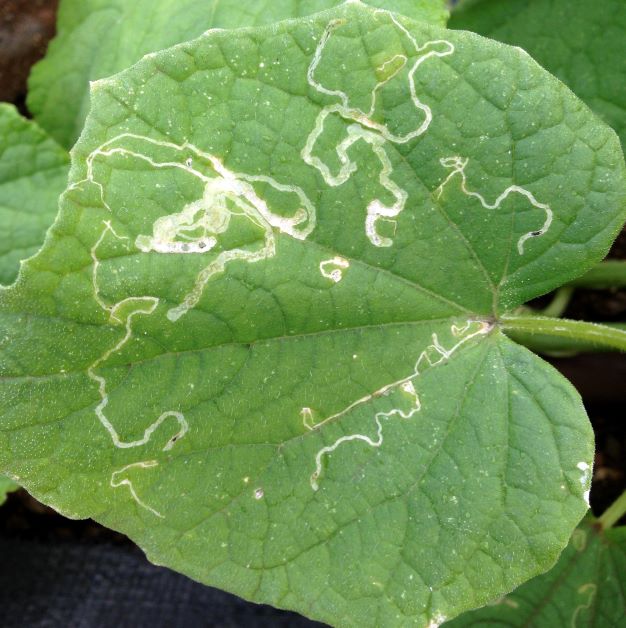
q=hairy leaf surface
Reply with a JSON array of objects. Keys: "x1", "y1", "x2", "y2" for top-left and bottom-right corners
[
  {"x1": 0, "y1": 104, "x2": 69, "y2": 285},
  {"x1": 447, "y1": 519, "x2": 626, "y2": 627},
  {"x1": 28, "y1": 0, "x2": 448, "y2": 147},
  {"x1": 451, "y1": 0, "x2": 626, "y2": 149},
  {"x1": 3, "y1": 5, "x2": 626, "y2": 626}
]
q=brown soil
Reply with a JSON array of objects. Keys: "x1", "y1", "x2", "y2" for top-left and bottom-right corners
[{"x1": 0, "y1": 0, "x2": 58, "y2": 112}]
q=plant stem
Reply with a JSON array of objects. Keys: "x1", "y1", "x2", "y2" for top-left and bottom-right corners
[
  {"x1": 541, "y1": 286, "x2": 574, "y2": 318},
  {"x1": 570, "y1": 260, "x2": 626, "y2": 289},
  {"x1": 505, "y1": 322, "x2": 626, "y2": 355},
  {"x1": 598, "y1": 490, "x2": 626, "y2": 530},
  {"x1": 500, "y1": 316, "x2": 626, "y2": 353}
]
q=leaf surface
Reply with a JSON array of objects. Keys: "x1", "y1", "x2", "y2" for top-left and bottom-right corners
[
  {"x1": 2, "y1": 5, "x2": 626, "y2": 626},
  {"x1": 446, "y1": 519, "x2": 626, "y2": 627},
  {"x1": 450, "y1": 0, "x2": 626, "y2": 150},
  {"x1": 0, "y1": 104, "x2": 69, "y2": 285},
  {"x1": 28, "y1": 0, "x2": 449, "y2": 147}
]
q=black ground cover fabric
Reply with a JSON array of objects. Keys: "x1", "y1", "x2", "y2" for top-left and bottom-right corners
[{"x1": 0, "y1": 533, "x2": 324, "y2": 627}]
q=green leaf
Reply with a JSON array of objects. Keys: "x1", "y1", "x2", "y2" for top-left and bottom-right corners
[
  {"x1": 450, "y1": 0, "x2": 626, "y2": 150},
  {"x1": 445, "y1": 519, "x2": 626, "y2": 627},
  {"x1": 0, "y1": 475, "x2": 18, "y2": 506},
  {"x1": 28, "y1": 0, "x2": 449, "y2": 148},
  {"x1": 3, "y1": 4, "x2": 625, "y2": 625},
  {"x1": 0, "y1": 104, "x2": 69, "y2": 286}
]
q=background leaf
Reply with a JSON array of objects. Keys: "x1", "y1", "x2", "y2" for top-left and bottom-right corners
[
  {"x1": 2, "y1": 4, "x2": 625, "y2": 625},
  {"x1": 28, "y1": 0, "x2": 449, "y2": 148},
  {"x1": 0, "y1": 475, "x2": 18, "y2": 506},
  {"x1": 0, "y1": 104, "x2": 69, "y2": 286},
  {"x1": 445, "y1": 519, "x2": 626, "y2": 627},
  {"x1": 450, "y1": 0, "x2": 626, "y2": 150}
]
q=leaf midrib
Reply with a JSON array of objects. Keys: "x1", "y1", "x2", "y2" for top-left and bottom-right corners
[{"x1": 0, "y1": 316, "x2": 465, "y2": 382}]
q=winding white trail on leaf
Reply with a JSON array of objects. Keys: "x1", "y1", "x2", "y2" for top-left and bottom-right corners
[
  {"x1": 87, "y1": 222, "x2": 188, "y2": 516},
  {"x1": 82, "y1": 133, "x2": 316, "y2": 322},
  {"x1": 88, "y1": 221, "x2": 189, "y2": 453},
  {"x1": 571, "y1": 583, "x2": 597, "y2": 628},
  {"x1": 436, "y1": 156, "x2": 553, "y2": 254},
  {"x1": 71, "y1": 13, "x2": 554, "y2": 516},
  {"x1": 304, "y1": 319, "x2": 492, "y2": 490},
  {"x1": 110, "y1": 461, "x2": 164, "y2": 518},
  {"x1": 302, "y1": 11, "x2": 454, "y2": 248},
  {"x1": 73, "y1": 132, "x2": 316, "y2": 516},
  {"x1": 319, "y1": 256, "x2": 350, "y2": 282},
  {"x1": 576, "y1": 461, "x2": 591, "y2": 505}
]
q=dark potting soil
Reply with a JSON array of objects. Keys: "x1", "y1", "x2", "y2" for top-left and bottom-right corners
[
  {"x1": 0, "y1": 535, "x2": 326, "y2": 628},
  {"x1": 0, "y1": 0, "x2": 57, "y2": 110},
  {"x1": 0, "y1": 2, "x2": 624, "y2": 627}
]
